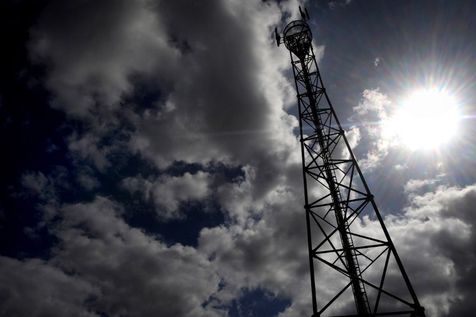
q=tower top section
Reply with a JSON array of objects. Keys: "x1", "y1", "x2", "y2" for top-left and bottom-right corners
[
  {"x1": 275, "y1": 6, "x2": 312, "y2": 59},
  {"x1": 282, "y1": 20, "x2": 312, "y2": 59}
]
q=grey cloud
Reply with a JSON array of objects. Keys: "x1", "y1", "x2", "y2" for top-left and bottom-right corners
[
  {"x1": 31, "y1": 0, "x2": 302, "y2": 201},
  {"x1": 381, "y1": 184, "x2": 476, "y2": 317},
  {"x1": 0, "y1": 196, "x2": 224, "y2": 317},
  {"x1": 21, "y1": 170, "x2": 49, "y2": 193},
  {"x1": 403, "y1": 178, "x2": 439, "y2": 194},
  {"x1": 20, "y1": 169, "x2": 67, "y2": 203},
  {"x1": 122, "y1": 171, "x2": 212, "y2": 220},
  {"x1": 198, "y1": 162, "x2": 315, "y2": 316},
  {"x1": 0, "y1": 256, "x2": 98, "y2": 317},
  {"x1": 201, "y1": 169, "x2": 476, "y2": 317},
  {"x1": 51, "y1": 197, "x2": 223, "y2": 317},
  {"x1": 68, "y1": 133, "x2": 111, "y2": 171},
  {"x1": 30, "y1": 0, "x2": 179, "y2": 117},
  {"x1": 374, "y1": 57, "x2": 381, "y2": 67},
  {"x1": 77, "y1": 172, "x2": 100, "y2": 191},
  {"x1": 329, "y1": 0, "x2": 352, "y2": 10},
  {"x1": 126, "y1": 0, "x2": 301, "y2": 196},
  {"x1": 405, "y1": 185, "x2": 476, "y2": 317}
]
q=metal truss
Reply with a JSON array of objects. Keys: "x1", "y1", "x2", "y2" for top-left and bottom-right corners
[{"x1": 276, "y1": 12, "x2": 426, "y2": 317}]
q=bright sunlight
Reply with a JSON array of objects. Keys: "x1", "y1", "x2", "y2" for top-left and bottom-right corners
[{"x1": 383, "y1": 88, "x2": 461, "y2": 150}]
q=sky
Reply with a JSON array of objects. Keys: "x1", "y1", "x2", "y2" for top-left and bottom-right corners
[{"x1": 1, "y1": 0, "x2": 476, "y2": 316}]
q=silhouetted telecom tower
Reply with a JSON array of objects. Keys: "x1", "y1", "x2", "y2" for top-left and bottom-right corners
[{"x1": 275, "y1": 8, "x2": 425, "y2": 317}]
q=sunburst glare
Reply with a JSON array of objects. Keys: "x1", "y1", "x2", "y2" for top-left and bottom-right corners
[{"x1": 383, "y1": 88, "x2": 461, "y2": 150}]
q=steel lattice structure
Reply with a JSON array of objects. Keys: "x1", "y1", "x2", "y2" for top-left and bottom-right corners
[{"x1": 275, "y1": 9, "x2": 426, "y2": 317}]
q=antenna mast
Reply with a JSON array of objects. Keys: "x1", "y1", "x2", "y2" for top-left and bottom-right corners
[{"x1": 276, "y1": 8, "x2": 426, "y2": 317}]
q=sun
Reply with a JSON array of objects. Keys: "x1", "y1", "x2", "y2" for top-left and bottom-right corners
[{"x1": 383, "y1": 88, "x2": 461, "y2": 150}]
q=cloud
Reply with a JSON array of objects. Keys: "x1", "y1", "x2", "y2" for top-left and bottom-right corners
[
  {"x1": 199, "y1": 160, "x2": 476, "y2": 317},
  {"x1": 21, "y1": 170, "x2": 50, "y2": 195},
  {"x1": 68, "y1": 133, "x2": 111, "y2": 171},
  {"x1": 388, "y1": 184, "x2": 476, "y2": 317},
  {"x1": 403, "y1": 178, "x2": 440, "y2": 194},
  {"x1": 352, "y1": 88, "x2": 394, "y2": 170},
  {"x1": 345, "y1": 125, "x2": 361, "y2": 150},
  {"x1": 122, "y1": 171, "x2": 213, "y2": 220},
  {"x1": 30, "y1": 0, "x2": 179, "y2": 118},
  {"x1": 2, "y1": 196, "x2": 222, "y2": 317},
  {"x1": 353, "y1": 89, "x2": 390, "y2": 122},
  {"x1": 27, "y1": 0, "x2": 308, "y2": 312},
  {"x1": 77, "y1": 171, "x2": 100, "y2": 191},
  {"x1": 374, "y1": 57, "x2": 380, "y2": 67},
  {"x1": 127, "y1": 0, "x2": 300, "y2": 172},
  {"x1": 30, "y1": 0, "x2": 302, "y2": 200},
  {"x1": 20, "y1": 169, "x2": 68, "y2": 203},
  {"x1": 0, "y1": 256, "x2": 98, "y2": 317},
  {"x1": 329, "y1": 0, "x2": 352, "y2": 10},
  {"x1": 50, "y1": 197, "x2": 223, "y2": 317},
  {"x1": 198, "y1": 171, "x2": 313, "y2": 316},
  {"x1": 8, "y1": 178, "x2": 476, "y2": 317}
]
